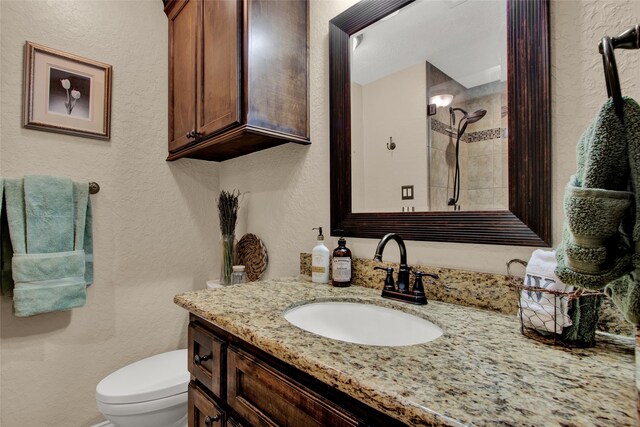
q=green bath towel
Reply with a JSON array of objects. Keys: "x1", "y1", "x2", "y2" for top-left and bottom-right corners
[
  {"x1": 1, "y1": 176, "x2": 93, "y2": 317},
  {"x1": 556, "y1": 97, "x2": 640, "y2": 326}
]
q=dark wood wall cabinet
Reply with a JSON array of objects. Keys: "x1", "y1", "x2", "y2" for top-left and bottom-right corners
[
  {"x1": 164, "y1": 0, "x2": 310, "y2": 162},
  {"x1": 187, "y1": 314, "x2": 407, "y2": 427}
]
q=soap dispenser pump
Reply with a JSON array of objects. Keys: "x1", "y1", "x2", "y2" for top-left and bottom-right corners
[{"x1": 311, "y1": 227, "x2": 330, "y2": 284}]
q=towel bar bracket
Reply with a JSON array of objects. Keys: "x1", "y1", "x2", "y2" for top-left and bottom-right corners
[{"x1": 89, "y1": 182, "x2": 100, "y2": 195}]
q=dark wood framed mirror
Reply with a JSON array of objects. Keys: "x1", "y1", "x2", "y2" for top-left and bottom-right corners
[{"x1": 330, "y1": 0, "x2": 550, "y2": 246}]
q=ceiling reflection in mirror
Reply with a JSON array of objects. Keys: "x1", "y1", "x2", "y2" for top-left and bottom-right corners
[{"x1": 350, "y1": 0, "x2": 507, "y2": 213}]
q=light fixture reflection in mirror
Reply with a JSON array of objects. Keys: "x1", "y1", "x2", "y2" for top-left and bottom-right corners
[
  {"x1": 429, "y1": 94, "x2": 454, "y2": 108},
  {"x1": 352, "y1": 34, "x2": 363, "y2": 51}
]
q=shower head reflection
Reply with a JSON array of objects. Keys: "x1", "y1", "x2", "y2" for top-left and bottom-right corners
[{"x1": 446, "y1": 107, "x2": 488, "y2": 209}]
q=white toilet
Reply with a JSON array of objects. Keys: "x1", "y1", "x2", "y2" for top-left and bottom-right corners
[{"x1": 95, "y1": 349, "x2": 189, "y2": 427}]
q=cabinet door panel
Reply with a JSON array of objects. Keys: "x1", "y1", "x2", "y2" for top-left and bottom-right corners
[
  {"x1": 189, "y1": 383, "x2": 226, "y2": 427},
  {"x1": 168, "y1": 0, "x2": 198, "y2": 152},
  {"x1": 246, "y1": 0, "x2": 309, "y2": 138},
  {"x1": 198, "y1": 0, "x2": 241, "y2": 136},
  {"x1": 189, "y1": 323, "x2": 226, "y2": 399},
  {"x1": 227, "y1": 347, "x2": 359, "y2": 427}
]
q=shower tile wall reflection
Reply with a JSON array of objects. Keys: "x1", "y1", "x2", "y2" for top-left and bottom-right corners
[{"x1": 428, "y1": 62, "x2": 508, "y2": 211}]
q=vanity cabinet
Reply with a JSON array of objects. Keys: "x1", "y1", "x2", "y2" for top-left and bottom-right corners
[
  {"x1": 187, "y1": 315, "x2": 406, "y2": 427},
  {"x1": 163, "y1": 0, "x2": 310, "y2": 162}
]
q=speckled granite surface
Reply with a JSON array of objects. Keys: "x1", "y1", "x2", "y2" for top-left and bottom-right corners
[
  {"x1": 300, "y1": 254, "x2": 633, "y2": 336},
  {"x1": 175, "y1": 279, "x2": 636, "y2": 427}
]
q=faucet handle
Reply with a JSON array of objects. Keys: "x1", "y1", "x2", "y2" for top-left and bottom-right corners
[
  {"x1": 374, "y1": 266, "x2": 395, "y2": 291},
  {"x1": 412, "y1": 271, "x2": 426, "y2": 296},
  {"x1": 412, "y1": 271, "x2": 438, "y2": 295}
]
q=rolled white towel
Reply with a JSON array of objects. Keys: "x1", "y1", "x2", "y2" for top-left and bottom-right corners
[
  {"x1": 519, "y1": 249, "x2": 573, "y2": 333},
  {"x1": 206, "y1": 280, "x2": 224, "y2": 289}
]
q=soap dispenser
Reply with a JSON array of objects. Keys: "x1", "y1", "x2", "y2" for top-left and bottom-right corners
[
  {"x1": 332, "y1": 231, "x2": 352, "y2": 287},
  {"x1": 311, "y1": 227, "x2": 330, "y2": 284}
]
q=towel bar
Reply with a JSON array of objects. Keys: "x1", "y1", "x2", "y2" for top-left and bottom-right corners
[{"x1": 89, "y1": 182, "x2": 100, "y2": 194}]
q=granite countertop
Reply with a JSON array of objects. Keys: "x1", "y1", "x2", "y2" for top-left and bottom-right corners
[{"x1": 175, "y1": 279, "x2": 636, "y2": 427}]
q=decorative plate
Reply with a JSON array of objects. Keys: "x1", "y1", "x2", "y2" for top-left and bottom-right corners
[{"x1": 237, "y1": 233, "x2": 268, "y2": 282}]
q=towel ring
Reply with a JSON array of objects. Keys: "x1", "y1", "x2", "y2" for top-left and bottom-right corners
[
  {"x1": 600, "y1": 36, "x2": 623, "y2": 121},
  {"x1": 598, "y1": 24, "x2": 640, "y2": 122}
]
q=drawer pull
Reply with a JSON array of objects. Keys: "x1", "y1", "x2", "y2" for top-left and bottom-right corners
[
  {"x1": 204, "y1": 414, "x2": 220, "y2": 426},
  {"x1": 194, "y1": 353, "x2": 211, "y2": 365}
]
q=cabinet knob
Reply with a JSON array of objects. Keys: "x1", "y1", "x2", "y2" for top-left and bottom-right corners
[
  {"x1": 193, "y1": 353, "x2": 211, "y2": 365},
  {"x1": 204, "y1": 414, "x2": 220, "y2": 426},
  {"x1": 186, "y1": 130, "x2": 203, "y2": 139}
]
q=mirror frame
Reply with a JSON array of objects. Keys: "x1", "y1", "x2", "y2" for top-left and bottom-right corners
[{"x1": 329, "y1": 0, "x2": 550, "y2": 246}]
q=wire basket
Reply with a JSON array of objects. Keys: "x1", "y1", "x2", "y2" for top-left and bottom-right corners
[{"x1": 507, "y1": 259, "x2": 604, "y2": 348}]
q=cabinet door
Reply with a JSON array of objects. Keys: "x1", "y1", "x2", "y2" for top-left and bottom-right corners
[
  {"x1": 227, "y1": 347, "x2": 360, "y2": 427},
  {"x1": 198, "y1": 0, "x2": 241, "y2": 137},
  {"x1": 246, "y1": 0, "x2": 308, "y2": 139},
  {"x1": 189, "y1": 383, "x2": 226, "y2": 427},
  {"x1": 168, "y1": 0, "x2": 198, "y2": 152}
]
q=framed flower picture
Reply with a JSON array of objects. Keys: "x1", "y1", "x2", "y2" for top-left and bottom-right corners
[{"x1": 23, "y1": 41, "x2": 112, "y2": 140}]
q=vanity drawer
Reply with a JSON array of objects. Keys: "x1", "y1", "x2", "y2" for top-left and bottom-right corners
[
  {"x1": 189, "y1": 322, "x2": 225, "y2": 398},
  {"x1": 227, "y1": 347, "x2": 359, "y2": 427},
  {"x1": 189, "y1": 382, "x2": 226, "y2": 427}
]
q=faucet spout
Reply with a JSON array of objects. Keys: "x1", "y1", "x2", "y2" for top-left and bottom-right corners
[
  {"x1": 373, "y1": 233, "x2": 407, "y2": 264},
  {"x1": 374, "y1": 233, "x2": 409, "y2": 292}
]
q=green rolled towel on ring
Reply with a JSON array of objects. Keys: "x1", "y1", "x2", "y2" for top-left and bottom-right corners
[{"x1": 556, "y1": 97, "x2": 640, "y2": 327}]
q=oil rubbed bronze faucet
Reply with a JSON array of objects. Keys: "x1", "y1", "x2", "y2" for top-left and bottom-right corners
[
  {"x1": 373, "y1": 233, "x2": 438, "y2": 305},
  {"x1": 374, "y1": 233, "x2": 411, "y2": 291}
]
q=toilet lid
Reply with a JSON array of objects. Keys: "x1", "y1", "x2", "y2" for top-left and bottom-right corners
[{"x1": 96, "y1": 349, "x2": 189, "y2": 404}]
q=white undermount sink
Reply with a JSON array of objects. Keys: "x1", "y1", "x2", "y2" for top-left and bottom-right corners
[{"x1": 284, "y1": 301, "x2": 443, "y2": 346}]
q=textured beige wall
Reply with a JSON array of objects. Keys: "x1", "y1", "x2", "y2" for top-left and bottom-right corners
[
  {"x1": 354, "y1": 62, "x2": 427, "y2": 212},
  {"x1": 0, "y1": 1, "x2": 219, "y2": 426},
  {"x1": 221, "y1": 0, "x2": 640, "y2": 274}
]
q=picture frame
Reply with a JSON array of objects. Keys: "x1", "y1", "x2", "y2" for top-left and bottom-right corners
[{"x1": 23, "y1": 41, "x2": 112, "y2": 140}]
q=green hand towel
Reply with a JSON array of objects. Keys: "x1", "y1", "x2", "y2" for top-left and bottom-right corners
[
  {"x1": 25, "y1": 175, "x2": 75, "y2": 253},
  {"x1": 2, "y1": 176, "x2": 93, "y2": 317},
  {"x1": 1, "y1": 213, "x2": 14, "y2": 295},
  {"x1": 84, "y1": 200, "x2": 93, "y2": 285}
]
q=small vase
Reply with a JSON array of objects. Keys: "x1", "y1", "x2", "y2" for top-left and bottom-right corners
[{"x1": 220, "y1": 234, "x2": 236, "y2": 286}]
